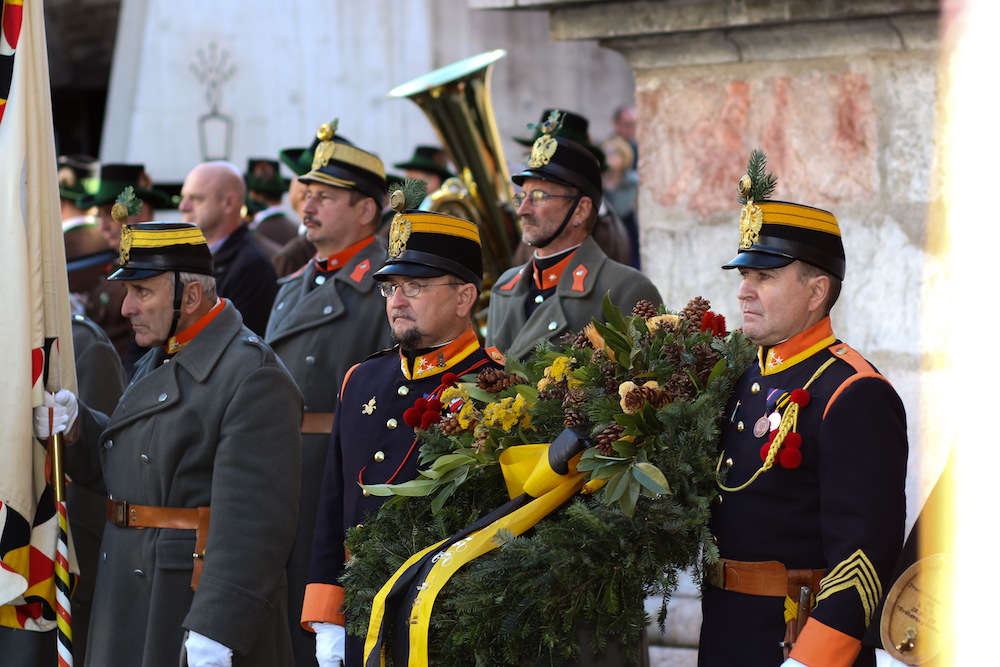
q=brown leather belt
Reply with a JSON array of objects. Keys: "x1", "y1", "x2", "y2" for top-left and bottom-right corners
[
  {"x1": 106, "y1": 499, "x2": 199, "y2": 530},
  {"x1": 705, "y1": 558, "x2": 825, "y2": 599},
  {"x1": 301, "y1": 412, "x2": 335, "y2": 434}
]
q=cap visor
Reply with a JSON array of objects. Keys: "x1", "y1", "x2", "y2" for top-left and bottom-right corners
[
  {"x1": 108, "y1": 267, "x2": 166, "y2": 281},
  {"x1": 373, "y1": 261, "x2": 446, "y2": 281},
  {"x1": 722, "y1": 250, "x2": 794, "y2": 271},
  {"x1": 67, "y1": 249, "x2": 118, "y2": 273}
]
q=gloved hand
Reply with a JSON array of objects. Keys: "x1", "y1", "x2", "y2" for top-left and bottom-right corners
[
  {"x1": 184, "y1": 630, "x2": 233, "y2": 667},
  {"x1": 313, "y1": 622, "x2": 346, "y2": 667},
  {"x1": 32, "y1": 390, "x2": 78, "y2": 440},
  {"x1": 781, "y1": 659, "x2": 808, "y2": 667}
]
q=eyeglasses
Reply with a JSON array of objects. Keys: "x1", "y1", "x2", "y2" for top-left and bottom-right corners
[
  {"x1": 378, "y1": 281, "x2": 465, "y2": 298},
  {"x1": 512, "y1": 190, "x2": 580, "y2": 208}
]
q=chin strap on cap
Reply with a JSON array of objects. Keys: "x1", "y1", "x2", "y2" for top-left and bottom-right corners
[
  {"x1": 167, "y1": 270, "x2": 183, "y2": 341},
  {"x1": 529, "y1": 194, "x2": 582, "y2": 249}
]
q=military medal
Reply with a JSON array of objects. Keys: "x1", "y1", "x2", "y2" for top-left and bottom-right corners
[{"x1": 753, "y1": 415, "x2": 770, "y2": 439}]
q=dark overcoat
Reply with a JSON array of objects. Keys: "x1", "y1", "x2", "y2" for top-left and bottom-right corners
[
  {"x1": 213, "y1": 223, "x2": 279, "y2": 336},
  {"x1": 264, "y1": 238, "x2": 392, "y2": 666},
  {"x1": 67, "y1": 301, "x2": 302, "y2": 667},
  {"x1": 486, "y1": 235, "x2": 662, "y2": 361}
]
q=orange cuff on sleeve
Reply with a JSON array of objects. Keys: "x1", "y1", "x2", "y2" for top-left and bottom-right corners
[
  {"x1": 789, "y1": 618, "x2": 862, "y2": 667},
  {"x1": 301, "y1": 583, "x2": 345, "y2": 631}
]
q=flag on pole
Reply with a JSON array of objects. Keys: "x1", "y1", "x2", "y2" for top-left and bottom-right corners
[{"x1": 0, "y1": 0, "x2": 80, "y2": 653}]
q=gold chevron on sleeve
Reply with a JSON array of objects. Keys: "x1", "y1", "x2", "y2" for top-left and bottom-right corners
[{"x1": 815, "y1": 549, "x2": 882, "y2": 626}]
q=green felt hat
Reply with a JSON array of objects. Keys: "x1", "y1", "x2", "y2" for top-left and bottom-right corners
[
  {"x1": 245, "y1": 158, "x2": 290, "y2": 195},
  {"x1": 58, "y1": 155, "x2": 100, "y2": 201},
  {"x1": 76, "y1": 164, "x2": 172, "y2": 210},
  {"x1": 393, "y1": 146, "x2": 453, "y2": 181}
]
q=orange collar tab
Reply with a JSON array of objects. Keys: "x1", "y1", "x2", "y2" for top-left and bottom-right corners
[
  {"x1": 570, "y1": 264, "x2": 588, "y2": 292},
  {"x1": 164, "y1": 299, "x2": 225, "y2": 355},
  {"x1": 498, "y1": 268, "x2": 523, "y2": 291},
  {"x1": 400, "y1": 326, "x2": 481, "y2": 381},
  {"x1": 532, "y1": 250, "x2": 577, "y2": 290},
  {"x1": 317, "y1": 236, "x2": 375, "y2": 272},
  {"x1": 759, "y1": 317, "x2": 836, "y2": 375}
]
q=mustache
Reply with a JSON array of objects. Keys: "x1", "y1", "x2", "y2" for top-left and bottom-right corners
[{"x1": 390, "y1": 309, "x2": 414, "y2": 321}]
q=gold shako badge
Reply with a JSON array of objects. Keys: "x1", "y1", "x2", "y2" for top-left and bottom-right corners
[
  {"x1": 312, "y1": 119, "x2": 339, "y2": 172},
  {"x1": 738, "y1": 174, "x2": 764, "y2": 249},
  {"x1": 113, "y1": 187, "x2": 143, "y2": 264},
  {"x1": 528, "y1": 111, "x2": 563, "y2": 169},
  {"x1": 387, "y1": 185, "x2": 416, "y2": 257}
]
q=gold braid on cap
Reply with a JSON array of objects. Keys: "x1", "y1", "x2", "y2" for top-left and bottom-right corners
[
  {"x1": 312, "y1": 118, "x2": 340, "y2": 171},
  {"x1": 738, "y1": 149, "x2": 777, "y2": 249},
  {"x1": 528, "y1": 110, "x2": 564, "y2": 169},
  {"x1": 113, "y1": 187, "x2": 144, "y2": 264},
  {"x1": 387, "y1": 179, "x2": 427, "y2": 257}
]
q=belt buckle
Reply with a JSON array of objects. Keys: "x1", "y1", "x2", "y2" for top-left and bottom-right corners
[
  {"x1": 111, "y1": 499, "x2": 129, "y2": 528},
  {"x1": 705, "y1": 559, "x2": 725, "y2": 589}
]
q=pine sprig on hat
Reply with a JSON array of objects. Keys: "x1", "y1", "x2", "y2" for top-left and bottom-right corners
[
  {"x1": 111, "y1": 186, "x2": 144, "y2": 223},
  {"x1": 388, "y1": 178, "x2": 428, "y2": 213},
  {"x1": 738, "y1": 148, "x2": 777, "y2": 204},
  {"x1": 527, "y1": 109, "x2": 564, "y2": 136}
]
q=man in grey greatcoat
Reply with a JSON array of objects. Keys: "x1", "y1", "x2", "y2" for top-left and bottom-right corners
[
  {"x1": 34, "y1": 222, "x2": 302, "y2": 667},
  {"x1": 264, "y1": 121, "x2": 392, "y2": 667},
  {"x1": 487, "y1": 112, "x2": 662, "y2": 361}
]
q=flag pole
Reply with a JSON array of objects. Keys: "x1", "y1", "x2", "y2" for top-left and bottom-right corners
[{"x1": 48, "y1": 430, "x2": 73, "y2": 667}]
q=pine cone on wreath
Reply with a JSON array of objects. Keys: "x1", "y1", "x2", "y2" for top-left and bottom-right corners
[
  {"x1": 571, "y1": 328, "x2": 594, "y2": 349},
  {"x1": 665, "y1": 364, "x2": 698, "y2": 402},
  {"x1": 681, "y1": 296, "x2": 711, "y2": 326},
  {"x1": 564, "y1": 410, "x2": 586, "y2": 428},
  {"x1": 562, "y1": 387, "x2": 588, "y2": 411},
  {"x1": 593, "y1": 351, "x2": 621, "y2": 394},
  {"x1": 663, "y1": 338, "x2": 686, "y2": 368},
  {"x1": 439, "y1": 415, "x2": 465, "y2": 436},
  {"x1": 477, "y1": 367, "x2": 517, "y2": 393},
  {"x1": 631, "y1": 299, "x2": 658, "y2": 320},
  {"x1": 691, "y1": 342, "x2": 722, "y2": 384},
  {"x1": 595, "y1": 423, "x2": 626, "y2": 456}
]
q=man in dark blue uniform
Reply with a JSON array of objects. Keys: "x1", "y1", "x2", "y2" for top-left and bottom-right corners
[
  {"x1": 699, "y1": 156, "x2": 908, "y2": 667},
  {"x1": 302, "y1": 200, "x2": 504, "y2": 667}
]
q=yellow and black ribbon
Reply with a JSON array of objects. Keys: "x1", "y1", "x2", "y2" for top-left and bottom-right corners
[{"x1": 363, "y1": 427, "x2": 590, "y2": 667}]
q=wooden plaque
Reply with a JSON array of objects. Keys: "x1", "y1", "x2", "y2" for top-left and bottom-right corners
[{"x1": 880, "y1": 554, "x2": 954, "y2": 665}]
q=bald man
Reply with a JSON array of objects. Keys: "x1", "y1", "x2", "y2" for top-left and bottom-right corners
[{"x1": 180, "y1": 161, "x2": 278, "y2": 335}]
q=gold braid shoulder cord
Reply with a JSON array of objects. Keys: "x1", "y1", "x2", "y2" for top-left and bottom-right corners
[{"x1": 716, "y1": 358, "x2": 836, "y2": 492}]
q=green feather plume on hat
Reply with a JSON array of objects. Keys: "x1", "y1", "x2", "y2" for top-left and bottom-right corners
[{"x1": 738, "y1": 149, "x2": 777, "y2": 204}]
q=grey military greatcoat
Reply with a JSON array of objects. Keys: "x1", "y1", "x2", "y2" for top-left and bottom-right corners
[
  {"x1": 67, "y1": 301, "x2": 302, "y2": 667},
  {"x1": 264, "y1": 238, "x2": 392, "y2": 666},
  {"x1": 487, "y1": 235, "x2": 662, "y2": 361}
]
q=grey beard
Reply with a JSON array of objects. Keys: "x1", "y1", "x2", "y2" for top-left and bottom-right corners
[{"x1": 391, "y1": 327, "x2": 423, "y2": 351}]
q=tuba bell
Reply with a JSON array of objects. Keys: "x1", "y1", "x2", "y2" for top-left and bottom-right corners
[{"x1": 389, "y1": 50, "x2": 519, "y2": 292}]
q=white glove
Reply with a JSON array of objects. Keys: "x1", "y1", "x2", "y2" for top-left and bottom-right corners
[
  {"x1": 184, "y1": 630, "x2": 233, "y2": 667},
  {"x1": 313, "y1": 622, "x2": 346, "y2": 667},
  {"x1": 781, "y1": 659, "x2": 808, "y2": 667},
  {"x1": 32, "y1": 390, "x2": 78, "y2": 440}
]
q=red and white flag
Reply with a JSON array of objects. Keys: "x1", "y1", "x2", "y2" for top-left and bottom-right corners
[{"x1": 0, "y1": 0, "x2": 79, "y2": 638}]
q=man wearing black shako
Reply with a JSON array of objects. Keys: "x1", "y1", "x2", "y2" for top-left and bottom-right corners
[{"x1": 699, "y1": 150, "x2": 908, "y2": 667}]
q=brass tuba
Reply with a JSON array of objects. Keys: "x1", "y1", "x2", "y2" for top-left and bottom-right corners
[{"x1": 389, "y1": 50, "x2": 519, "y2": 289}]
